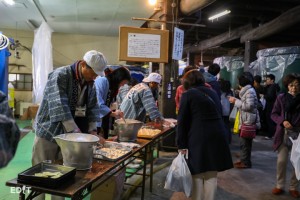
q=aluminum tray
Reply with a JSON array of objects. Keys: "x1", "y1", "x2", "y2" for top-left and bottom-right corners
[
  {"x1": 93, "y1": 142, "x2": 131, "y2": 162},
  {"x1": 18, "y1": 162, "x2": 76, "y2": 188}
]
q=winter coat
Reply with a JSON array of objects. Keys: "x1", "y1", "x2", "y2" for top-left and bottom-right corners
[
  {"x1": 271, "y1": 93, "x2": 300, "y2": 151},
  {"x1": 264, "y1": 83, "x2": 280, "y2": 112},
  {"x1": 177, "y1": 85, "x2": 233, "y2": 175},
  {"x1": 234, "y1": 85, "x2": 261, "y2": 129}
]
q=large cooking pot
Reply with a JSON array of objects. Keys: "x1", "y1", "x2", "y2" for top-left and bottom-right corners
[
  {"x1": 53, "y1": 133, "x2": 99, "y2": 170},
  {"x1": 114, "y1": 119, "x2": 143, "y2": 142}
]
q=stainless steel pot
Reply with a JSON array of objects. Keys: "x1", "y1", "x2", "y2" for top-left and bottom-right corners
[
  {"x1": 53, "y1": 133, "x2": 99, "y2": 170},
  {"x1": 114, "y1": 119, "x2": 143, "y2": 142}
]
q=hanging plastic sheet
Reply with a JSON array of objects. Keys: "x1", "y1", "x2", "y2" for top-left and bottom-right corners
[
  {"x1": 248, "y1": 46, "x2": 300, "y2": 90},
  {"x1": 32, "y1": 22, "x2": 53, "y2": 104},
  {"x1": 213, "y1": 56, "x2": 244, "y2": 89}
]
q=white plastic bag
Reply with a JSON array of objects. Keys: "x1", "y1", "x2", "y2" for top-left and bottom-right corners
[
  {"x1": 290, "y1": 134, "x2": 300, "y2": 180},
  {"x1": 229, "y1": 106, "x2": 238, "y2": 122},
  {"x1": 164, "y1": 152, "x2": 193, "y2": 197}
]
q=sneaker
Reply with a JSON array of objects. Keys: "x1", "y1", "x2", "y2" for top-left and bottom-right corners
[
  {"x1": 272, "y1": 187, "x2": 284, "y2": 195},
  {"x1": 289, "y1": 190, "x2": 300, "y2": 198},
  {"x1": 234, "y1": 161, "x2": 241, "y2": 165},
  {"x1": 234, "y1": 162, "x2": 251, "y2": 169}
]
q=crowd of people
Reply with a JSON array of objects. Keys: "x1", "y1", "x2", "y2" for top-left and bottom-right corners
[
  {"x1": 175, "y1": 63, "x2": 300, "y2": 199},
  {"x1": 1, "y1": 49, "x2": 300, "y2": 199}
]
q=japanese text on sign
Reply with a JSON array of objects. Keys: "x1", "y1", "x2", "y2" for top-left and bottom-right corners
[
  {"x1": 128, "y1": 33, "x2": 161, "y2": 58},
  {"x1": 172, "y1": 27, "x2": 184, "y2": 60}
]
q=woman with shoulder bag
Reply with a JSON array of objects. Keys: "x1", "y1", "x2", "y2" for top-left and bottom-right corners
[
  {"x1": 271, "y1": 73, "x2": 300, "y2": 198},
  {"x1": 228, "y1": 72, "x2": 261, "y2": 169}
]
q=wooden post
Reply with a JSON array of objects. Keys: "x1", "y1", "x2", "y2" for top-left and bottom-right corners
[
  {"x1": 244, "y1": 40, "x2": 257, "y2": 72},
  {"x1": 158, "y1": 0, "x2": 178, "y2": 119}
]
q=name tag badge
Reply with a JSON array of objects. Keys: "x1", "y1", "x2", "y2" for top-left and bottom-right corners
[{"x1": 75, "y1": 105, "x2": 86, "y2": 117}]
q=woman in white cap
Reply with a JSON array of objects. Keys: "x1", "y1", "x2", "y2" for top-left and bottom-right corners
[
  {"x1": 120, "y1": 72, "x2": 164, "y2": 123},
  {"x1": 32, "y1": 50, "x2": 107, "y2": 200}
]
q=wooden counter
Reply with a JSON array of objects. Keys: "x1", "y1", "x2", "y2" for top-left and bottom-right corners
[{"x1": 6, "y1": 125, "x2": 176, "y2": 200}]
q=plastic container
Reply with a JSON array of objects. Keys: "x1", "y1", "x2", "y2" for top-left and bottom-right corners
[{"x1": 8, "y1": 82, "x2": 14, "y2": 108}]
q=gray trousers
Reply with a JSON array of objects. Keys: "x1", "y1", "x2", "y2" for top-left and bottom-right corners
[
  {"x1": 32, "y1": 136, "x2": 64, "y2": 200},
  {"x1": 240, "y1": 137, "x2": 253, "y2": 167},
  {"x1": 276, "y1": 143, "x2": 299, "y2": 190}
]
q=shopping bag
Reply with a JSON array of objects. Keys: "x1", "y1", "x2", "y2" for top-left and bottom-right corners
[
  {"x1": 290, "y1": 134, "x2": 300, "y2": 180},
  {"x1": 229, "y1": 106, "x2": 238, "y2": 122},
  {"x1": 284, "y1": 129, "x2": 300, "y2": 150},
  {"x1": 164, "y1": 152, "x2": 193, "y2": 197},
  {"x1": 233, "y1": 110, "x2": 240, "y2": 134}
]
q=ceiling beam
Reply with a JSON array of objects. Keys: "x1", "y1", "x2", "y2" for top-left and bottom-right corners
[
  {"x1": 186, "y1": 24, "x2": 253, "y2": 53},
  {"x1": 240, "y1": 5, "x2": 300, "y2": 43}
]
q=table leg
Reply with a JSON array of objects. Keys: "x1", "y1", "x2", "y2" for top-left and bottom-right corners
[
  {"x1": 141, "y1": 147, "x2": 148, "y2": 200},
  {"x1": 149, "y1": 144, "x2": 154, "y2": 193}
]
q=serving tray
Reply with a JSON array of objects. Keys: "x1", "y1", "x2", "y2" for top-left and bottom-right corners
[
  {"x1": 17, "y1": 162, "x2": 76, "y2": 188},
  {"x1": 93, "y1": 142, "x2": 131, "y2": 162},
  {"x1": 137, "y1": 128, "x2": 161, "y2": 139}
]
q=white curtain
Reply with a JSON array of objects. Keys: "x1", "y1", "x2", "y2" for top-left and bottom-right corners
[{"x1": 32, "y1": 22, "x2": 53, "y2": 104}]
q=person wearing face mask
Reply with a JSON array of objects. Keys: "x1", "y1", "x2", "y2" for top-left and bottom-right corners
[
  {"x1": 271, "y1": 73, "x2": 300, "y2": 198},
  {"x1": 120, "y1": 72, "x2": 163, "y2": 123},
  {"x1": 32, "y1": 50, "x2": 106, "y2": 181}
]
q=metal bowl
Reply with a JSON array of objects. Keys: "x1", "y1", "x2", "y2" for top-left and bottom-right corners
[
  {"x1": 114, "y1": 119, "x2": 144, "y2": 142},
  {"x1": 53, "y1": 133, "x2": 99, "y2": 170}
]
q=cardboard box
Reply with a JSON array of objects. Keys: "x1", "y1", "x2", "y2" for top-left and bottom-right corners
[
  {"x1": 90, "y1": 168, "x2": 125, "y2": 200},
  {"x1": 21, "y1": 105, "x2": 39, "y2": 120}
]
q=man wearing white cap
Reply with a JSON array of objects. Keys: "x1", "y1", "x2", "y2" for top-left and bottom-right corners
[
  {"x1": 120, "y1": 72, "x2": 163, "y2": 122},
  {"x1": 32, "y1": 50, "x2": 107, "y2": 200}
]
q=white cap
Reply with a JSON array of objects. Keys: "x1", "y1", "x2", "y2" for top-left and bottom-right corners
[
  {"x1": 143, "y1": 73, "x2": 162, "y2": 84},
  {"x1": 83, "y1": 50, "x2": 107, "y2": 76}
]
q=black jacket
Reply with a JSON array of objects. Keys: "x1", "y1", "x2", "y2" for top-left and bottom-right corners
[{"x1": 176, "y1": 85, "x2": 233, "y2": 174}]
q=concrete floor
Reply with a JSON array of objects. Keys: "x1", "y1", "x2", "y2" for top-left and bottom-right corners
[{"x1": 127, "y1": 134, "x2": 298, "y2": 200}]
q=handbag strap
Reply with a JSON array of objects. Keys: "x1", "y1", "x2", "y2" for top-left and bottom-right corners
[{"x1": 194, "y1": 87, "x2": 221, "y2": 118}]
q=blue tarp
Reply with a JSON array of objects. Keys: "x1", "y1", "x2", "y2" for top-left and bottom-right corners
[
  {"x1": 0, "y1": 48, "x2": 10, "y2": 95},
  {"x1": 108, "y1": 65, "x2": 148, "y2": 83}
]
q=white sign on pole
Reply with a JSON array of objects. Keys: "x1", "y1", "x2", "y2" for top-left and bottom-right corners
[
  {"x1": 172, "y1": 27, "x2": 184, "y2": 60},
  {"x1": 128, "y1": 33, "x2": 161, "y2": 58}
]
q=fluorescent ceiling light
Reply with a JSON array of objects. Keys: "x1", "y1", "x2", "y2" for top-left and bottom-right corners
[
  {"x1": 208, "y1": 10, "x2": 231, "y2": 21},
  {"x1": 4, "y1": 0, "x2": 15, "y2": 6}
]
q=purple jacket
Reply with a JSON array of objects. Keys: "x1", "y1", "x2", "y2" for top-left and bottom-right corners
[{"x1": 271, "y1": 93, "x2": 300, "y2": 150}]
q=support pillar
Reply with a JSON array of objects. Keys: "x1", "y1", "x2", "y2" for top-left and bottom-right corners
[{"x1": 244, "y1": 40, "x2": 257, "y2": 71}]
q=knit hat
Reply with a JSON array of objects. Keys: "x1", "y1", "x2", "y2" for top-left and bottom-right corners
[{"x1": 83, "y1": 50, "x2": 107, "y2": 76}]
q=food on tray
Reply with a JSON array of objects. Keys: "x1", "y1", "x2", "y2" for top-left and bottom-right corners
[
  {"x1": 100, "y1": 147, "x2": 129, "y2": 159},
  {"x1": 138, "y1": 128, "x2": 161, "y2": 137},
  {"x1": 34, "y1": 171, "x2": 63, "y2": 179},
  {"x1": 94, "y1": 142, "x2": 131, "y2": 161}
]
